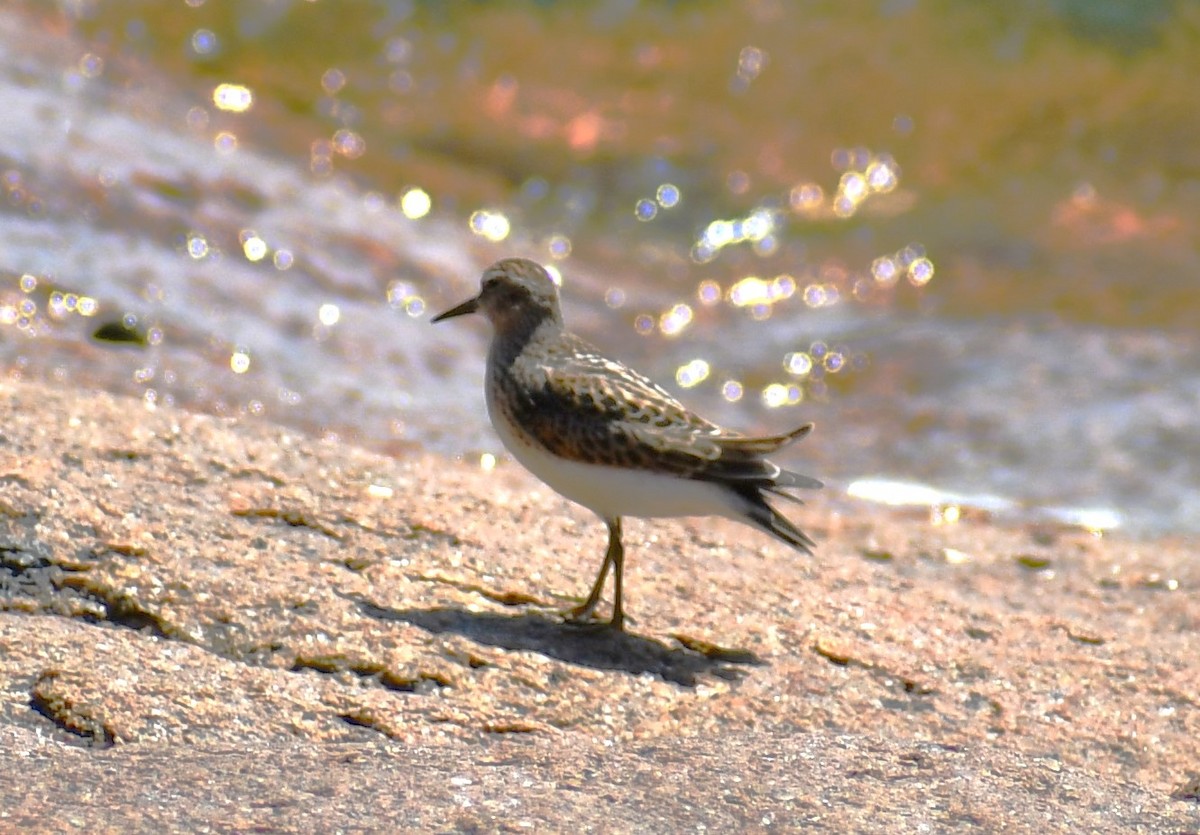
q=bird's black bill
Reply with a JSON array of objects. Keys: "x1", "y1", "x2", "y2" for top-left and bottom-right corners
[{"x1": 430, "y1": 296, "x2": 479, "y2": 323}]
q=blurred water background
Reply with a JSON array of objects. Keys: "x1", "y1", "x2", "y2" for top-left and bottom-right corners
[{"x1": 1, "y1": 1, "x2": 1198, "y2": 538}]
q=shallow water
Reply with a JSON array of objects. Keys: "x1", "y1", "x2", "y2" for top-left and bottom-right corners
[{"x1": 2, "y1": 3, "x2": 1198, "y2": 537}]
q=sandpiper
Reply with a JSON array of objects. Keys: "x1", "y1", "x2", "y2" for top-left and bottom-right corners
[{"x1": 432, "y1": 257, "x2": 821, "y2": 631}]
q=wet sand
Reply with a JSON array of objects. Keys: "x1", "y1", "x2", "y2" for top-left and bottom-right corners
[{"x1": 0, "y1": 380, "x2": 1196, "y2": 831}]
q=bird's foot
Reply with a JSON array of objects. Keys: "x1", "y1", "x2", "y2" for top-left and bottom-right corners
[
  {"x1": 562, "y1": 602, "x2": 604, "y2": 626},
  {"x1": 562, "y1": 604, "x2": 628, "y2": 632}
]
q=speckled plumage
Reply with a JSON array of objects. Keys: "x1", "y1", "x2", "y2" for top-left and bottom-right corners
[{"x1": 432, "y1": 257, "x2": 821, "y2": 630}]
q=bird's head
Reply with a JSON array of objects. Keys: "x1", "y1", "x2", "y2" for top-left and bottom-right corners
[{"x1": 431, "y1": 257, "x2": 563, "y2": 333}]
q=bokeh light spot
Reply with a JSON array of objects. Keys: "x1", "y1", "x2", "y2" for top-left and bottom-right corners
[
  {"x1": 186, "y1": 234, "x2": 209, "y2": 260},
  {"x1": 908, "y1": 257, "x2": 935, "y2": 286},
  {"x1": 241, "y1": 232, "x2": 268, "y2": 262},
  {"x1": 230, "y1": 349, "x2": 251, "y2": 374},
  {"x1": 212, "y1": 83, "x2": 253, "y2": 113},
  {"x1": 784, "y1": 352, "x2": 813, "y2": 376},
  {"x1": 789, "y1": 183, "x2": 824, "y2": 211},
  {"x1": 214, "y1": 131, "x2": 238, "y2": 154},
  {"x1": 676, "y1": 358, "x2": 710, "y2": 388},
  {"x1": 635, "y1": 198, "x2": 658, "y2": 221},
  {"x1": 737, "y1": 46, "x2": 767, "y2": 82},
  {"x1": 872, "y1": 256, "x2": 899, "y2": 286},
  {"x1": 729, "y1": 276, "x2": 770, "y2": 307},
  {"x1": 762, "y1": 383, "x2": 788, "y2": 408},
  {"x1": 659, "y1": 303, "x2": 693, "y2": 336},
  {"x1": 79, "y1": 53, "x2": 104, "y2": 79},
  {"x1": 321, "y1": 68, "x2": 346, "y2": 95},
  {"x1": 548, "y1": 235, "x2": 572, "y2": 259},
  {"x1": 866, "y1": 159, "x2": 898, "y2": 192},
  {"x1": 332, "y1": 129, "x2": 366, "y2": 159},
  {"x1": 186, "y1": 106, "x2": 209, "y2": 131},
  {"x1": 387, "y1": 281, "x2": 426, "y2": 317},
  {"x1": 318, "y1": 303, "x2": 340, "y2": 327},
  {"x1": 400, "y1": 187, "x2": 431, "y2": 219},
  {"x1": 469, "y1": 210, "x2": 511, "y2": 242},
  {"x1": 191, "y1": 29, "x2": 218, "y2": 56}
]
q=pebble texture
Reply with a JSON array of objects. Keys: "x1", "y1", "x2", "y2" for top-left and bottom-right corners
[{"x1": 1, "y1": 381, "x2": 1197, "y2": 831}]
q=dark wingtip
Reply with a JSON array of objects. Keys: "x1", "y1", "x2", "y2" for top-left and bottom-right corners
[
  {"x1": 791, "y1": 422, "x2": 814, "y2": 440},
  {"x1": 775, "y1": 468, "x2": 823, "y2": 491},
  {"x1": 734, "y1": 485, "x2": 817, "y2": 554}
]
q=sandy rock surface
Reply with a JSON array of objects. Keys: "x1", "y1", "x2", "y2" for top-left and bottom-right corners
[{"x1": 1, "y1": 381, "x2": 1197, "y2": 831}]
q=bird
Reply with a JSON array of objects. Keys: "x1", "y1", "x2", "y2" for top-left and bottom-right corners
[{"x1": 431, "y1": 257, "x2": 820, "y2": 631}]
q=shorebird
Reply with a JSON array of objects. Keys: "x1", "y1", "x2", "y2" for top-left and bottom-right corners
[{"x1": 432, "y1": 257, "x2": 820, "y2": 630}]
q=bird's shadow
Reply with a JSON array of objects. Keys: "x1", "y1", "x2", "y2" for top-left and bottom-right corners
[{"x1": 347, "y1": 595, "x2": 764, "y2": 688}]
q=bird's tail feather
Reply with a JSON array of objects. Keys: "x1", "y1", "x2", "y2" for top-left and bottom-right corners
[
  {"x1": 773, "y1": 467, "x2": 823, "y2": 491},
  {"x1": 764, "y1": 484, "x2": 810, "y2": 506},
  {"x1": 734, "y1": 487, "x2": 815, "y2": 554}
]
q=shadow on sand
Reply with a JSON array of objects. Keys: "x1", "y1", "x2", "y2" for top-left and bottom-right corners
[{"x1": 348, "y1": 595, "x2": 764, "y2": 688}]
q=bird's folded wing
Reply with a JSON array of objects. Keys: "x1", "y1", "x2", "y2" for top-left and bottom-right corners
[
  {"x1": 713, "y1": 423, "x2": 813, "y2": 454},
  {"x1": 532, "y1": 339, "x2": 719, "y2": 432},
  {"x1": 512, "y1": 345, "x2": 815, "y2": 488}
]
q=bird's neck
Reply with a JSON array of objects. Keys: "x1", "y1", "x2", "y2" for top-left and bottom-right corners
[{"x1": 489, "y1": 310, "x2": 561, "y2": 366}]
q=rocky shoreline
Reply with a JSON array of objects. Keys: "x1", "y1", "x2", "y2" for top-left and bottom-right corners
[{"x1": 1, "y1": 380, "x2": 1196, "y2": 831}]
